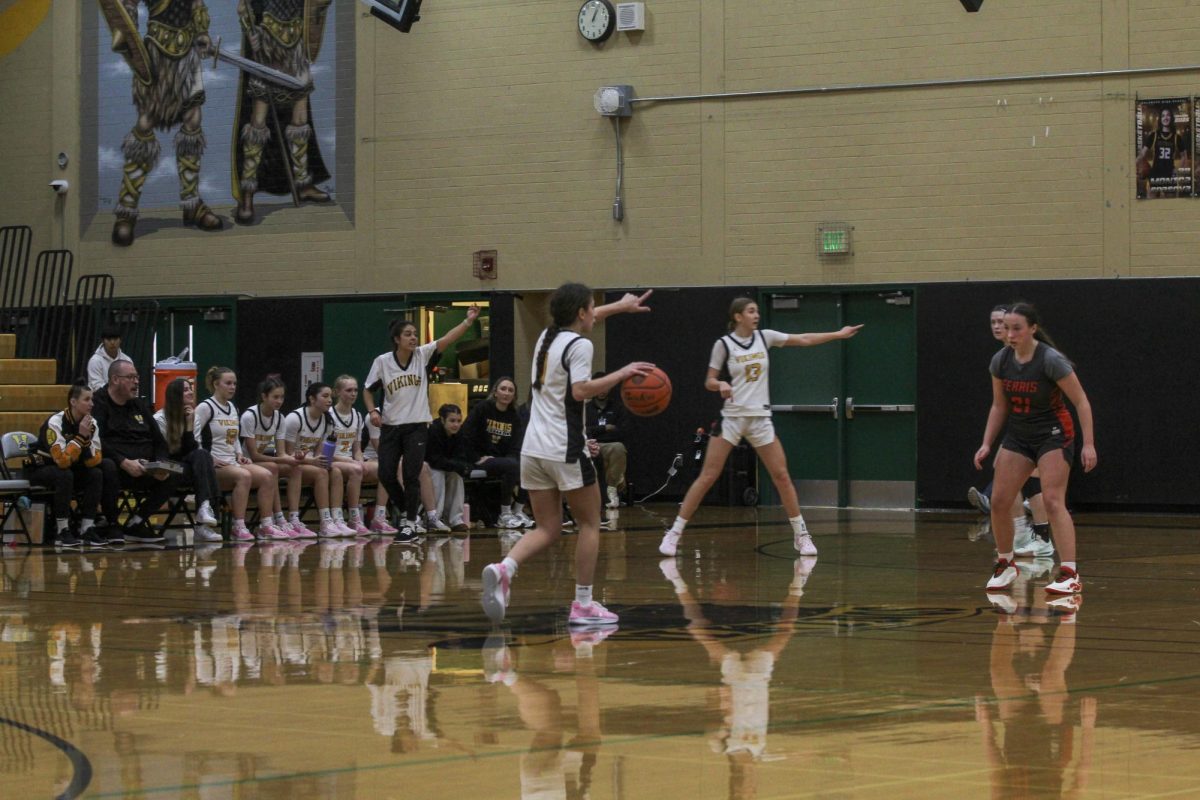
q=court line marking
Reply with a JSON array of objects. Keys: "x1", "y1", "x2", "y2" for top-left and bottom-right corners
[{"x1": 0, "y1": 715, "x2": 93, "y2": 800}]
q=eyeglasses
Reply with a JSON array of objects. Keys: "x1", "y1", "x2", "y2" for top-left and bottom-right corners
[{"x1": 115, "y1": 373, "x2": 140, "y2": 381}]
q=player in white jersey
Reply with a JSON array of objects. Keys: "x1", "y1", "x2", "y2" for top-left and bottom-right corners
[
  {"x1": 659, "y1": 298, "x2": 862, "y2": 558},
  {"x1": 481, "y1": 283, "x2": 654, "y2": 627},
  {"x1": 197, "y1": 367, "x2": 285, "y2": 541},
  {"x1": 363, "y1": 307, "x2": 480, "y2": 540},
  {"x1": 280, "y1": 381, "x2": 359, "y2": 537},
  {"x1": 241, "y1": 376, "x2": 319, "y2": 539},
  {"x1": 330, "y1": 375, "x2": 376, "y2": 535}
]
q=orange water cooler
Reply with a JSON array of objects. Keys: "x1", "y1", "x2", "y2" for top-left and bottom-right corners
[{"x1": 153, "y1": 360, "x2": 197, "y2": 410}]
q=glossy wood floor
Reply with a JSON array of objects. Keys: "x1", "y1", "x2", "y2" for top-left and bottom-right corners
[{"x1": 2, "y1": 506, "x2": 1199, "y2": 799}]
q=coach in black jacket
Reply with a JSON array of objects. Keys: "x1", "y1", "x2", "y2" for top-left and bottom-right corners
[{"x1": 92, "y1": 360, "x2": 180, "y2": 542}]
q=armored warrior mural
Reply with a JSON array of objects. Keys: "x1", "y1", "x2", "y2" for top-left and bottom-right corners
[
  {"x1": 100, "y1": 0, "x2": 225, "y2": 246},
  {"x1": 232, "y1": 0, "x2": 334, "y2": 225}
]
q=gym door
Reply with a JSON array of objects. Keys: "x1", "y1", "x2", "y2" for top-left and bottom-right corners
[{"x1": 765, "y1": 289, "x2": 916, "y2": 508}]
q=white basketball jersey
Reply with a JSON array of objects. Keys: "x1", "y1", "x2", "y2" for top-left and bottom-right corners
[
  {"x1": 195, "y1": 398, "x2": 242, "y2": 464},
  {"x1": 240, "y1": 406, "x2": 283, "y2": 456},
  {"x1": 709, "y1": 329, "x2": 787, "y2": 418},
  {"x1": 330, "y1": 406, "x2": 363, "y2": 458},
  {"x1": 522, "y1": 330, "x2": 592, "y2": 463},
  {"x1": 365, "y1": 342, "x2": 438, "y2": 426},
  {"x1": 280, "y1": 407, "x2": 334, "y2": 457}
]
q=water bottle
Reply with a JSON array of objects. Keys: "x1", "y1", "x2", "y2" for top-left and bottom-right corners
[
  {"x1": 462, "y1": 502, "x2": 470, "y2": 528},
  {"x1": 321, "y1": 430, "x2": 337, "y2": 467}
]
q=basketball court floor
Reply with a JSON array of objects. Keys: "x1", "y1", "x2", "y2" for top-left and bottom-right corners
[{"x1": 2, "y1": 506, "x2": 1198, "y2": 798}]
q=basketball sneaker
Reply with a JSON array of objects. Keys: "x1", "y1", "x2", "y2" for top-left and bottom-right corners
[
  {"x1": 196, "y1": 501, "x2": 219, "y2": 527},
  {"x1": 568, "y1": 600, "x2": 619, "y2": 626},
  {"x1": 194, "y1": 525, "x2": 223, "y2": 543},
  {"x1": 482, "y1": 632, "x2": 517, "y2": 685},
  {"x1": 230, "y1": 524, "x2": 254, "y2": 542},
  {"x1": 1044, "y1": 566, "x2": 1082, "y2": 595},
  {"x1": 497, "y1": 511, "x2": 522, "y2": 529},
  {"x1": 987, "y1": 593, "x2": 1018, "y2": 614},
  {"x1": 794, "y1": 532, "x2": 818, "y2": 556},
  {"x1": 289, "y1": 520, "x2": 318, "y2": 539},
  {"x1": 369, "y1": 515, "x2": 398, "y2": 535},
  {"x1": 986, "y1": 559, "x2": 1019, "y2": 591},
  {"x1": 659, "y1": 529, "x2": 681, "y2": 557},
  {"x1": 481, "y1": 562, "x2": 511, "y2": 623},
  {"x1": 571, "y1": 624, "x2": 617, "y2": 658},
  {"x1": 967, "y1": 486, "x2": 991, "y2": 514},
  {"x1": 1014, "y1": 535, "x2": 1055, "y2": 559}
]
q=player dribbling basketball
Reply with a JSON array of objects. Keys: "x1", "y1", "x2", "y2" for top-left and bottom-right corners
[{"x1": 659, "y1": 297, "x2": 862, "y2": 558}]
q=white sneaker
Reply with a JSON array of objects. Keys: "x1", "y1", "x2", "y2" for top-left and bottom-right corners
[
  {"x1": 515, "y1": 511, "x2": 536, "y2": 529},
  {"x1": 427, "y1": 516, "x2": 452, "y2": 533},
  {"x1": 967, "y1": 486, "x2": 991, "y2": 514},
  {"x1": 481, "y1": 562, "x2": 511, "y2": 623},
  {"x1": 319, "y1": 519, "x2": 342, "y2": 538},
  {"x1": 986, "y1": 559, "x2": 1019, "y2": 591},
  {"x1": 196, "y1": 502, "x2": 219, "y2": 526},
  {"x1": 497, "y1": 512, "x2": 522, "y2": 529},
  {"x1": 1014, "y1": 535, "x2": 1055, "y2": 559},
  {"x1": 659, "y1": 529, "x2": 681, "y2": 557},
  {"x1": 794, "y1": 533, "x2": 818, "y2": 556},
  {"x1": 410, "y1": 517, "x2": 427, "y2": 535},
  {"x1": 658, "y1": 558, "x2": 682, "y2": 583},
  {"x1": 194, "y1": 525, "x2": 223, "y2": 543},
  {"x1": 606, "y1": 486, "x2": 620, "y2": 509}
]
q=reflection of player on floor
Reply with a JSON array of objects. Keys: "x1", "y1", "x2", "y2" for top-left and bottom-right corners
[
  {"x1": 976, "y1": 596, "x2": 1094, "y2": 797},
  {"x1": 480, "y1": 284, "x2": 653, "y2": 627},
  {"x1": 660, "y1": 556, "x2": 812, "y2": 797},
  {"x1": 975, "y1": 304, "x2": 1096, "y2": 595},
  {"x1": 660, "y1": 298, "x2": 861, "y2": 558}
]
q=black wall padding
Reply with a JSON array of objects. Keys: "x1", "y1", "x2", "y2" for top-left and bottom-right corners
[
  {"x1": 487, "y1": 293, "x2": 515, "y2": 385},
  {"x1": 235, "y1": 298, "x2": 325, "y2": 412},
  {"x1": 604, "y1": 287, "x2": 757, "y2": 502},
  {"x1": 917, "y1": 278, "x2": 1200, "y2": 509}
]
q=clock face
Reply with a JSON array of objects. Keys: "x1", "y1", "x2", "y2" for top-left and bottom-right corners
[{"x1": 578, "y1": 0, "x2": 615, "y2": 43}]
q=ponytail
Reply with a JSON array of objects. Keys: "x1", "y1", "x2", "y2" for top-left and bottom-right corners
[
  {"x1": 205, "y1": 365, "x2": 234, "y2": 395},
  {"x1": 532, "y1": 328, "x2": 560, "y2": 391},
  {"x1": 534, "y1": 282, "x2": 595, "y2": 391}
]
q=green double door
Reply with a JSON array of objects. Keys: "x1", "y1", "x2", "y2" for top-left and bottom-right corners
[{"x1": 764, "y1": 289, "x2": 916, "y2": 508}]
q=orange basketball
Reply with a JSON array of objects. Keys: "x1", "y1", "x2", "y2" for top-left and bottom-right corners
[{"x1": 621, "y1": 367, "x2": 672, "y2": 417}]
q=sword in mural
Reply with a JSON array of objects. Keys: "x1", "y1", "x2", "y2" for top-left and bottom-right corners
[{"x1": 208, "y1": 37, "x2": 306, "y2": 93}]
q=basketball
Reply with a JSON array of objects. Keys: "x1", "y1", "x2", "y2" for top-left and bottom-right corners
[{"x1": 621, "y1": 367, "x2": 672, "y2": 417}]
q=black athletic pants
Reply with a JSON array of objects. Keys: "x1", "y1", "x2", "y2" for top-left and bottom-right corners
[
  {"x1": 378, "y1": 422, "x2": 429, "y2": 521},
  {"x1": 31, "y1": 463, "x2": 107, "y2": 520}
]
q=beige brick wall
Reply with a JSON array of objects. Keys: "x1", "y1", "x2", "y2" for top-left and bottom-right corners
[{"x1": 3, "y1": 0, "x2": 1200, "y2": 296}]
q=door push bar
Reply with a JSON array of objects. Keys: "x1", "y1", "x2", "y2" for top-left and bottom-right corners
[
  {"x1": 769, "y1": 398, "x2": 839, "y2": 420},
  {"x1": 844, "y1": 397, "x2": 916, "y2": 419}
]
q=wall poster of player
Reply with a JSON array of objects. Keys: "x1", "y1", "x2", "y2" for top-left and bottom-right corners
[
  {"x1": 90, "y1": 0, "x2": 345, "y2": 246},
  {"x1": 1135, "y1": 97, "x2": 1193, "y2": 200}
]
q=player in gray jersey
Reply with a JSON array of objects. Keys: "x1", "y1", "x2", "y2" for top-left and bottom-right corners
[{"x1": 974, "y1": 303, "x2": 1096, "y2": 597}]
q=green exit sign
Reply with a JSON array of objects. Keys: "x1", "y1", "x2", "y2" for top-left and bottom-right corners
[{"x1": 817, "y1": 224, "x2": 853, "y2": 257}]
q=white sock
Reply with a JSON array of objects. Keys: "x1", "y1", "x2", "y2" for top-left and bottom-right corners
[
  {"x1": 333, "y1": 508, "x2": 346, "y2": 522},
  {"x1": 233, "y1": 518, "x2": 248, "y2": 531},
  {"x1": 575, "y1": 584, "x2": 593, "y2": 605},
  {"x1": 670, "y1": 516, "x2": 688, "y2": 534},
  {"x1": 427, "y1": 510, "x2": 441, "y2": 525},
  {"x1": 274, "y1": 512, "x2": 286, "y2": 525},
  {"x1": 81, "y1": 518, "x2": 95, "y2": 533},
  {"x1": 998, "y1": 551, "x2": 1013, "y2": 562},
  {"x1": 790, "y1": 514, "x2": 808, "y2": 535},
  {"x1": 350, "y1": 507, "x2": 363, "y2": 523},
  {"x1": 289, "y1": 511, "x2": 301, "y2": 524},
  {"x1": 501, "y1": 504, "x2": 513, "y2": 515},
  {"x1": 501, "y1": 556, "x2": 518, "y2": 577},
  {"x1": 320, "y1": 508, "x2": 332, "y2": 522},
  {"x1": 56, "y1": 518, "x2": 70, "y2": 533},
  {"x1": 1061, "y1": 561, "x2": 1077, "y2": 572},
  {"x1": 374, "y1": 505, "x2": 387, "y2": 520}
]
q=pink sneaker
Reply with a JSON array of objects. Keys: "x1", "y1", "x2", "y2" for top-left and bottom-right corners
[
  {"x1": 350, "y1": 520, "x2": 372, "y2": 535},
  {"x1": 258, "y1": 523, "x2": 291, "y2": 541},
  {"x1": 334, "y1": 519, "x2": 357, "y2": 536},
  {"x1": 289, "y1": 519, "x2": 318, "y2": 539},
  {"x1": 481, "y1": 563, "x2": 511, "y2": 623},
  {"x1": 568, "y1": 600, "x2": 619, "y2": 627},
  {"x1": 369, "y1": 516, "x2": 398, "y2": 535},
  {"x1": 231, "y1": 526, "x2": 254, "y2": 542},
  {"x1": 319, "y1": 519, "x2": 342, "y2": 538}
]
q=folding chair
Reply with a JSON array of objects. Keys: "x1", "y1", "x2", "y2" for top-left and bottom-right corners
[{"x1": 0, "y1": 432, "x2": 55, "y2": 545}]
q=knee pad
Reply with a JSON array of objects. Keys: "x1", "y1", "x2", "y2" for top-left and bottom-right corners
[{"x1": 1022, "y1": 476, "x2": 1041, "y2": 496}]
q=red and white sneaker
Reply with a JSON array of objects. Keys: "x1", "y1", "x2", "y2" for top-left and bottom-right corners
[
  {"x1": 568, "y1": 600, "x2": 619, "y2": 627},
  {"x1": 481, "y1": 563, "x2": 511, "y2": 623},
  {"x1": 370, "y1": 516, "x2": 398, "y2": 535},
  {"x1": 986, "y1": 559, "x2": 1019, "y2": 591},
  {"x1": 1044, "y1": 566, "x2": 1082, "y2": 595}
]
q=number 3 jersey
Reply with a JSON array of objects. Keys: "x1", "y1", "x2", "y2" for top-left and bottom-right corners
[
  {"x1": 709, "y1": 329, "x2": 788, "y2": 418},
  {"x1": 195, "y1": 398, "x2": 243, "y2": 464},
  {"x1": 990, "y1": 343, "x2": 1075, "y2": 442}
]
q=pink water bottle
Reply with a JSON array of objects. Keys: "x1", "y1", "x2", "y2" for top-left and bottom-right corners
[{"x1": 461, "y1": 502, "x2": 470, "y2": 562}]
